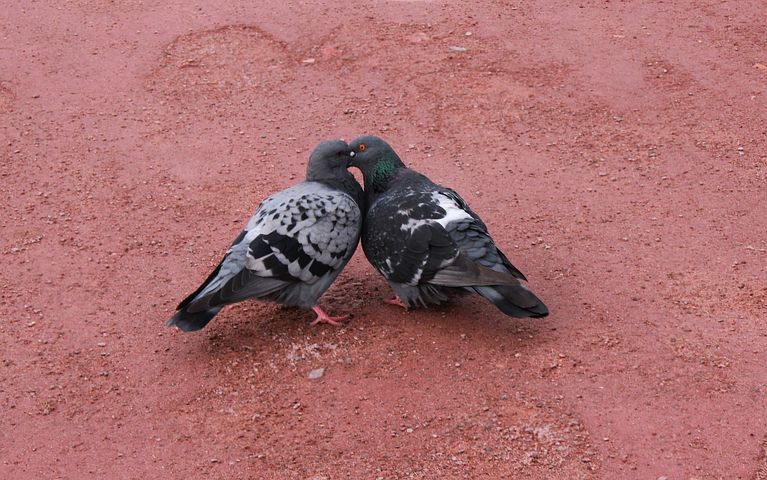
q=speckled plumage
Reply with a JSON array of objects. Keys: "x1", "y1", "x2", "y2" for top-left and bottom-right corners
[
  {"x1": 167, "y1": 140, "x2": 363, "y2": 332},
  {"x1": 349, "y1": 135, "x2": 548, "y2": 318}
]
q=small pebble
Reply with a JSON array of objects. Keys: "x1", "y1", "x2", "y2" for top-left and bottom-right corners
[{"x1": 308, "y1": 367, "x2": 325, "y2": 380}]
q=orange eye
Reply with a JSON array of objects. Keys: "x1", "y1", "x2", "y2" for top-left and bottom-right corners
[{"x1": 358, "y1": 144, "x2": 366, "y2": 152}]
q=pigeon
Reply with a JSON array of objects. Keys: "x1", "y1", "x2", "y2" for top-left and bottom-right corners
[
  {"x1": 347, "y1": 135, "x2": 548, "y2": 318},
  {"x1": 167, "y1": 140, "x2": 364, "y2": 332}
]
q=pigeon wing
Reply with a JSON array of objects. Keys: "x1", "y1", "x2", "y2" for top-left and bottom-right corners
[
  {"x1": 379, "y1": 190, "x2": 519, "y2": 288},
  {"x1": 180, "y1": 184, "x2": 360, "y2": 312},
  {"x1": 437, "y1": 188, "x2": 527, "y2": 280},
  {"x1": 397, "y1": 222, "x2": 519, "y2": 288}
]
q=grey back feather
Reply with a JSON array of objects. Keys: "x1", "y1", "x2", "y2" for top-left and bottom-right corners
[{"x1": 186, "y1": 181, "x2": 361, "y2": 310}]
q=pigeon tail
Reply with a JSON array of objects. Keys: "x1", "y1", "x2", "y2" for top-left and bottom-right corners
[
  {"x1": 166, "y1": 305, "x2": 223, "y2": 332},
  {"x1": 473, "y1": 284, "x2": 549, "y2": 318}
]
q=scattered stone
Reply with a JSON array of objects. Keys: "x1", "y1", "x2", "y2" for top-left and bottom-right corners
[
  {"x1": 408, "y1": 32, "x2": 429, "y2": 43},
  {"x1": 448, "y1": 46, "x2": 467, "y2": 52},
  {"x1": 308, "y1": 367, "x2": 325, "y2": 380}
]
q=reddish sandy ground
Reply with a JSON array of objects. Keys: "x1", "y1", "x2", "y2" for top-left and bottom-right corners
[{"x1": 1, "y1": 1, "x2": 766, "y2": 478}]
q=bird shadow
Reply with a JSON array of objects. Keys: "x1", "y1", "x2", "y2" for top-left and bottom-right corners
[{"x1": 175, "y1": 301, "x2": 359, "y2": 360}]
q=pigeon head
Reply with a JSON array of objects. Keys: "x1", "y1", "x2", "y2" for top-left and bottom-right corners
[
  {"x1": 348, "y1": 136, "x2": 406, "y2": 192},
  {"x1": 305, "y1": 140, "x2": 356, "y2": 182}
]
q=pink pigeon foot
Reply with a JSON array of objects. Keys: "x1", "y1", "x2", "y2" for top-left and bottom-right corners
[
  {"x1": 384, "y1": 297, "x2": 408, "y2": 309},
  {"x1": 310, "y1": 306, "x2": 348, "y2": 326}
]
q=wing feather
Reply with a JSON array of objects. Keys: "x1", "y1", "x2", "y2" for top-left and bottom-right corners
[{"x1": 182, "y1": 183, "x2": 361, "y2": 311}]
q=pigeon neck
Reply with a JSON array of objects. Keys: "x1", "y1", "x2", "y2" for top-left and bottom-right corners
[
  {"x1": 313, "y1": 171, "x2": 364, "y2": 205},
  {"x1": 366, "y1": 154, "x2": 405, "y2": 194}
]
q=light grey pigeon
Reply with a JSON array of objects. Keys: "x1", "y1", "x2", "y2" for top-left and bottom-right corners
[
  {"x1": 348, "y1": 135, "x2": 548, "y2": 318},
  {"x1": 167, "y1": 140, "x2": 364, "y2": 332}
]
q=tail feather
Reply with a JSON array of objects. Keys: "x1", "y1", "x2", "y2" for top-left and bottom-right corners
[
  {"x1": 166, "y1": 306, "x2": 223, "y2": 332},
  {"x1": 473, "y1": 284, "x2": 548, "y2": 318},
  {"x1": 429, "y1": 252, "x2": 525, "y2": 287}
]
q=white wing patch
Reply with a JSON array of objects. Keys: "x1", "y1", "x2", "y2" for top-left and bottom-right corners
[
  {"x1": 398, "y1": 192, "x2": 472, "y2": 234},
  {"x1": 400, "y1": 217, "x2": 429, "y2": 232},
  {"x1": 432, "y1": 192, "x2": 473, "y2": 228}
]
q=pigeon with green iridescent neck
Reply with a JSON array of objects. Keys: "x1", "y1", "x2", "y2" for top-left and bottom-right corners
[
  {"x1": 167, "y1": 140, "x2": 364, "y2": 332},
  {"x1": 348, "y1": 135, "x2": 548, "y2": 318}
]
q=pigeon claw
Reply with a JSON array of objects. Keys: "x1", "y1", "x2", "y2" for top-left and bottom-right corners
[
  {"x1": 310, "y1": 306, "x2": 348, "y2": 326},
  {"x1": 383, "y1": 297, "x2": 408, "y2": 309}
]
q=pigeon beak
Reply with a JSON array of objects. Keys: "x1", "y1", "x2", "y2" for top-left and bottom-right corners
[{"x1": 348, "y1": 150, "x2": 359, "y2": 168}]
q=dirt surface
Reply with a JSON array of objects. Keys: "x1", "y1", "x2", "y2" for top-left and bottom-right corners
[{"x1": 2, "y1": 1, "x2": 766, "y2": 478}]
